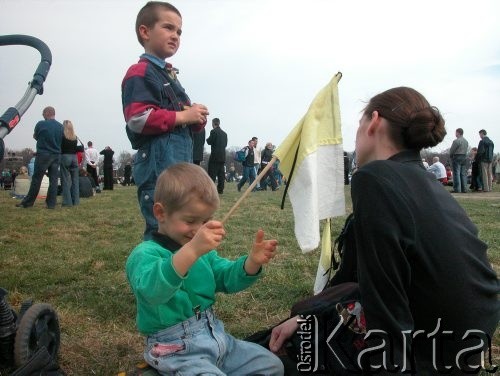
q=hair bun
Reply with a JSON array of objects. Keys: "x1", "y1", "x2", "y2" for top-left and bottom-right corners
[{"x1": 404, "y1": 106, "x2": 446, "y2": 149}]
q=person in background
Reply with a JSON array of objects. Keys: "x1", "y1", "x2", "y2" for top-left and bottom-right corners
[
  {"x1": 60, "y1": 120, "x2": 80, "y2": 206},
  {"x1": 251, "y1": 136, "x2": 262, "y2": 190},
  {"x1": 421, "y1": 158, "x2": 429, "y2": 169},
  {"x1": 16, "y1": 106, "x2": 63, "y2": 209},
  {"x1": 236, "y1": 139, "x2": 256, "y2": 192},
  {"x1": 85, "y1": 141, "x2": 100, "y2": 189},
  {"x1": 206, "y1": 117, "x2": 228, "y2": 194},
  {"x1": 427, "y1": 156, "x2": 447, "y2": 184},
  {"x1": 78, "y1": 168, "x2": 95, "y2": 198},
  {"x1": 273, "y1": 159, "x2": 283, "y2": 187},
  {"x1": 123, "y1": 162, "x2": 132, "y2": 186},
  {"x1": 469, "y1": 147, "x2": 482, "y2": 191},
  {"x1": 494, "y1": 155, "x2": 500, "y2": 184},
  {"x1": 476, "y1": 129, "x2": 495, "y2": 192},
  {"x1": 449, "y1": 128, "x2": 469, "y2": 193},
  {"x1": 260, "y1": 142, "x2": 278, "y2": 191},
  {"x1": 121, "y1": 1, "x2": 209, "y2": 240},
  {"x1": 192, "y1": 127, "x2": 205, "y2": 165},
  {"x1": 343, "y1": 151, "x2": 350, "y2": 185},
  {"x1": 270, "y1": 87, "x2": 498, "y2": 374},
  {"x1": 126, "y1": 163, "x2": 283, "y2": 375},
  {"x1": 76, "y1": 141, "x2": 85, "y2": 167},
  {"x1": 28, "y1": 153, "x2": 36, "y2": 177},
  {"x1": 100, "y1": 146, "x2": 115, "y2": 190},
  {"x1": 13, "y1": 166, "x2": 30, "y2": 198}
]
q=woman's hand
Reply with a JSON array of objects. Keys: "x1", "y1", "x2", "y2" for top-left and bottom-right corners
[{"x1": 269, "y1": 316, "x2": 299, "y2": 353}]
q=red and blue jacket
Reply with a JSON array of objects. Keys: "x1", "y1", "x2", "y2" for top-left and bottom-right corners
[{"x1": 121, "y1": 54, "x2": 203, "y2": 150}]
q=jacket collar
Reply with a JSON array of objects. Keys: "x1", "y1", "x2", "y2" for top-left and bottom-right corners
[
  {"x1": 388, "y1": 149, "x2": 426, "y2": 168},
  {"x1": 151, "y1": 231, "x2": 182, "y2": 252}
]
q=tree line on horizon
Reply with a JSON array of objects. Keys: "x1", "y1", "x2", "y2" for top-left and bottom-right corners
[{"x1": 4, "y1": 145, "x2": 486, "y2": 179}]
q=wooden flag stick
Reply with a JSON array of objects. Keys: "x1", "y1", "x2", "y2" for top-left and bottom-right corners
[{"x1": 221, "y1": 156, "x2": 277, "y2": 224}]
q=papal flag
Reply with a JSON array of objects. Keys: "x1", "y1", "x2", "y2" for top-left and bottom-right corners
[{"x1": 273, "y1": 72, "x2": 345, "y2": 294}]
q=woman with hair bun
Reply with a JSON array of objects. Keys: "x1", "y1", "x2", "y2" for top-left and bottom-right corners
[
  {"x1": 269, "y1": 87, "x2": 498, "y2": 374},
  {"x1": 351, "y1": 87, "x2": 498, "y2": 373}
]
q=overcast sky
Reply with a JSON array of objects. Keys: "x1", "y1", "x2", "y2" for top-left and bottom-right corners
[{"x1": 1, "y1": 0, "x2": 499, "y2": 157}]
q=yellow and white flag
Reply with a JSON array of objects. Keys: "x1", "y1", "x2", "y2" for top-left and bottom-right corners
[{"x1": 273, "y1": 73, "x2": 345, "y2": 293}]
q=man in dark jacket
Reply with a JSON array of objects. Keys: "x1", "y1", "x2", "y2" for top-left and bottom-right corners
[
  {"x1": 100, "y1": 146, "x2": 115, "y2": 190},
  {"x1": 206, "y1": 118, "x2": 228, "y2": 194},
  {"x1": 477, "y1": 129, "x2": 495, "y2": 192}
]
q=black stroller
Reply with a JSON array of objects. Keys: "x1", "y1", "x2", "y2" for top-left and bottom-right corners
[{"x1": 0, "y1": 35, "x2": 62, "y2": 375}]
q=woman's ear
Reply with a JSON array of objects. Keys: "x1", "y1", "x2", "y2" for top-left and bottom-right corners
[
  {"x1": 366, "y1": 111, "x2": 382, "y2": 136},
  {"x1": 153, "y1": 202, "x2": 166, "y2": 222}
]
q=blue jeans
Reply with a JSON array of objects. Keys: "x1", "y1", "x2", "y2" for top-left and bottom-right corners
[
  {"x1": 451, "y1": 154, "x2": 467, "y2": 192},
  {"x1": 237, "y1": 165, "x2": 256, "y2": 191},
  {"x1": 60, "y1": 154, "x2": 80, "y2": 206},
  {"x1": 21, "y1": 153, "x2": 60, "y2": 208},
  {"x1": 144, "y1": 308, "x2": 284, "y2": 376},
  {"x1": 133, "y1": 129, "x2": 193, "y2": 240}
]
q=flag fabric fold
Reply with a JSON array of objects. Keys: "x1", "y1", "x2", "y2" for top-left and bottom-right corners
[{"x1": 273, "y1": 72, "x2": 345, "y2": 293}]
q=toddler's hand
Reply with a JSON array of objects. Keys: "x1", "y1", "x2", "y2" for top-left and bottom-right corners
[
  {"x1": 190, "y1": 220, "x2": 225, "y2": 257},
  {"x1": 248, "y1": 229, "x2": 278, "y2": 267}
]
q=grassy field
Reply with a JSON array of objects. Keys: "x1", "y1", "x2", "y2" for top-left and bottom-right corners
[{"x1": 0, "y1": 181, "x2": 498, "y2": 374}]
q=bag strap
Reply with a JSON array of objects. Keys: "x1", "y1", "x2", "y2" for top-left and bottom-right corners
[{"x1": 323, "y1": 213, "x2": 355, "y2": 291}]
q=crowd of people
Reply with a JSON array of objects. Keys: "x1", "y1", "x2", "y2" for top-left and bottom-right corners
[
  {"x1": 423, "y1": 128, "x2": 496, "y2": 192},
  {"x1": 8, "y1": 106, "x2": 117, "y2": 208}
]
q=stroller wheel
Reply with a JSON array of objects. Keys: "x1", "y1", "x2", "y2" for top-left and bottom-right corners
[{"x1": 14, "y1": 303, "x2": 60, "y2": 367}]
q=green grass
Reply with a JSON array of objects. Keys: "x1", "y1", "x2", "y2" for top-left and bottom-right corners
[{"x1": 0, "y1": 182, "x2": 498, "y2": 374}]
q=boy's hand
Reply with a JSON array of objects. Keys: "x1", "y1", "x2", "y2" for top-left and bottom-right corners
[
  {"x1": 173, "y1": 221, "x2": 225, "y2": 277},
  {"x1": 245, "y1": 229, "x2": 278, "y2": 275},
  {"x1": 178, "y1": 103, "x2": 209, "y2": 125},
  {"x1": 189, "y1": 220, "x2": 225, "y2": 257}
]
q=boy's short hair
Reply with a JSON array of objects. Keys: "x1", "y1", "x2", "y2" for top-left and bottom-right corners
[
  {"x1": 212, "y1": 118, "x2": 220, "y2": 126},
  {"x1": 479, "y1": 129, "x2": 487, "y2": 135},
  {"x1": 155, "y1": 163, "x2": 219, "y2": 213},
  {"x1": 136, "y1": 1, "x2": 182, "y2": 46}
]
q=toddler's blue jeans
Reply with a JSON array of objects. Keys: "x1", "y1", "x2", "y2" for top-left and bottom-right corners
[{"x1": 144, "y1": 308, "x2": 284, "y2": 375}]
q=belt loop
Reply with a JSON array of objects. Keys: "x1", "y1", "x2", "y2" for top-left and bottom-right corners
[
  {"x1": 193, "y1": 305, "x2": 201, "y2": 320},
  {"x1": 182, "y1": 320, "x2": 189, "y2": 335}
]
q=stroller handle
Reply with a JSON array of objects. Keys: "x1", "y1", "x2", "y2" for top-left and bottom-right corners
[{"x1": 0, "y1": 35, "x2": 52, "y2": 140}]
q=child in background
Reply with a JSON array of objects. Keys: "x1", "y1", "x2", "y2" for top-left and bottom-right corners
[
  {"x1": 122, "y1": 1, "x2": 209, "y2": 240},
  {"x1": 126, "y1": 163, "x2": 284, "y2": 375}
]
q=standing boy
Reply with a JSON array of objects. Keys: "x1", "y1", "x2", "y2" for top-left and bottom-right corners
[
  {"x1": 126, "y1": 163, "x2": 284, "y2": 375},
  {"x1": 122, "y1": 1, "x2": 209, "y2": 239}
]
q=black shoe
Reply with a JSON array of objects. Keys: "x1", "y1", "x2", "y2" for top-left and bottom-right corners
[{"x1": 15, "y1": 202, "x2": 26, "y2": 208}]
